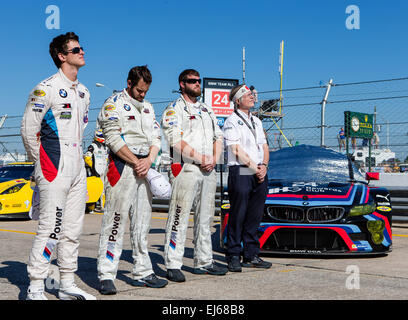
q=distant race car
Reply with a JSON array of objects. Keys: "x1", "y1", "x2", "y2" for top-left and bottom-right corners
[
  {"x1": 220, "y1": 145, "x2": 392, "y2": 255},
  {"x1": 0, "y1": 162, "x2": 103, "y2": 219}
]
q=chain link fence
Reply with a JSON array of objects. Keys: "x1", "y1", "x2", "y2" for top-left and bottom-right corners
[
  {"x1": 257, "y1": 77, "x2": 408, "y2": 168},
  {"x1": 1, "y1": 77, "x2": 408, "y2": 166}
]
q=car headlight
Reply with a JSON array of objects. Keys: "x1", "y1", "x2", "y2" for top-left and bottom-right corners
[
  {"x1": 349, "y1": 203, "x2": 376, "y2": 216},
  {"x1": 367, "y1": 220, "x2": 385, "y2": 245},
  {"x1": 0, "y1": 183, "x2": 26, "y2": 195}
]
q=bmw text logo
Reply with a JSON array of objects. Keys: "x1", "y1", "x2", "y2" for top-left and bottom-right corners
[
  {"x1": 124, "y1": 104, "x2": 131, "y2": 111},
  {"x1": 59, "y1": 89, "x2": 67, "y2": 98}
]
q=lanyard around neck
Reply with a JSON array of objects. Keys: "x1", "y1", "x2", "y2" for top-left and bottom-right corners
[{"x1": 234, "y1": 110, "x2": 257, "y2": 142}]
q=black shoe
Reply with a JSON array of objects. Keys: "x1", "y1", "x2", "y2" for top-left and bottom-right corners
[
  {"x1": 193, "y1": 262, "x2": 228, "y2": 275},
  {"x1": 227, "y1": 256, "x2": 242, "y2": 272},
  {"x1": 99, "y1": 279, "x2": 117, "y2": 295},
  {"x1": 241, "y1": 255, "x2": 272, "y2": 269},
  {"x1": 166, "y1": 269, "x2": 186, "y2": 282},
  {"x1": 132, "y1": 273, "x2": 168, "y2": 288}
]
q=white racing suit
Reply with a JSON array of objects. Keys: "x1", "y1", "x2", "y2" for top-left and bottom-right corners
[
  {"x1": 84, "y1": 140, "x2": 108, "y2": 178},
  {"x1": 161, "y1": 95, "x2": 223, "y2": 269},
  {"x1": 84, "y1": 140, "x2": 108, "y2": 209},
  {"x1": 21, "y1": 69, "x2": 90, "y2": 284},
  {"x1": 97, "y1": 89, "x2": 161, "y2": 281}
]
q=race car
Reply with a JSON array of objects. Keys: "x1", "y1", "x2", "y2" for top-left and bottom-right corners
[
  {"x1": 0, "y1": 162, "x2": 36, "y2": 219},
  {"x1": 0, "y1": 162, "x2": 103, "y2": 219},
  {"x1": 220, "y1": 145, "x2": 392, "y2": 255}
]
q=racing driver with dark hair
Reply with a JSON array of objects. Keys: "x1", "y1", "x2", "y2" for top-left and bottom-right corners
[
  {"x1": 161, "y1": 69, "x2": 227, "y2": 282},
  {"x1": 21, "y1": 32, "x2": 95, "y2": 300},
  {"x1": 96, "y1": 65, "x2": 168, "y2": 294}
]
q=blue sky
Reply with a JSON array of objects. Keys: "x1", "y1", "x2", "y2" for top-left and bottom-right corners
[{"x1": 0, "y1": 0, "x2": 407, "y2": 153}]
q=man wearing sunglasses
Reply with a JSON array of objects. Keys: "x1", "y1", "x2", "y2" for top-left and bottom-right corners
[
  {"x1": 161, "y1": 69, "x2": 227, "y2": 283},
  {"x1": 21, "y1": 32, "x2": 95, "y2": 300}
]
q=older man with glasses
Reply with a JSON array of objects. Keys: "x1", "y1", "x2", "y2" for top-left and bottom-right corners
[
  {"x1": 161, "y1": 69, "x2": 227, "y2": 282},
  {"x1": 222, "y1": 84, "x2": 272, "y2": 272}
]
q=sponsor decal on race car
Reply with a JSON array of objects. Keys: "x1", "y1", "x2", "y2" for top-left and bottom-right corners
[
  {"x1": 376, "y1": 206, "x2": 392, "y2": 212},
  {"x1": 290, "y1": 249, "x2": 322, "y2": 254},
  {"x1": 377, "y1": 202, "x2": 391, "y2": 206},
  {"x1": 269, "y1": 182, "x2": 343, "y2": 194},
  {"x1": 376, "y1": 194, "x2": 390, "y2": 202},
  {"x1": 305, "y1": 186, "x2": 343, "y2": 193}
]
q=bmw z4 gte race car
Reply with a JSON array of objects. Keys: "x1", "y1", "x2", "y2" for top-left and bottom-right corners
[{"x1": 220, "y1": 145, "x2": 392, "y2": 255}]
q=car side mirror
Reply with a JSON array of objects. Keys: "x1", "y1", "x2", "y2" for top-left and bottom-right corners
[{"x1": 365, "y1": 172, "x2": 379, "y2": 181}]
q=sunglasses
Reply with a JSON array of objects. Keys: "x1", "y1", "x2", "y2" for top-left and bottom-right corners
[
  {"x1": 65, "y1": 46, "x2": 84, "y2": 54},
  {"x1": 183, "y1": 78, "x2": 201, "y2": 84}
]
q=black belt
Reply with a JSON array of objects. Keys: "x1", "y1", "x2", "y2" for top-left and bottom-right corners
[{"x1": 229, "y1": 165, "x2": 249, "y2": 170}]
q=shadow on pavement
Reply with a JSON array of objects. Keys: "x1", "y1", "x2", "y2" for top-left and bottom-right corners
[{"x1": 0, "y1": 261, "x2": 29, "y2": 300}]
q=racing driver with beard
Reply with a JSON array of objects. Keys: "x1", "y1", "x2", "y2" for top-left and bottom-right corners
[
  {"x1": 161, "y1": 69, "x2": 228, "y2": 282},
  {"x1": 96, "y1": 66, "x2": 168, "y2": 294}
]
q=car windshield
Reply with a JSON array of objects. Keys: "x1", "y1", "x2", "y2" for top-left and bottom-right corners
[
  {"x1": 267, "y1": 145, "x2": 365, "y2": 183},
  {"x1": 0, "y1": 165, "x2": 34, "y2": 182}
]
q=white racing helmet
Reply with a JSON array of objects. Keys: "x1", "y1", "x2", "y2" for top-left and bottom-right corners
[{"x1": 146, "y1": 168, "x2": 171, "y2": 199}]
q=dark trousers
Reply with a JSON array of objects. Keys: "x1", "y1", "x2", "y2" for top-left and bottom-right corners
[{"x1": 226, "y1": 165, "x2": 268, "y2": 260}]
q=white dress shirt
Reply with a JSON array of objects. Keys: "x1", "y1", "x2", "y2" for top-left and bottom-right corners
[{"x1": 223, "y1": 109, "x2": 267, "y2": 166}]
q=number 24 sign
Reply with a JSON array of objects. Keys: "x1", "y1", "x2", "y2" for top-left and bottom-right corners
[{"x1": 211, "y1": 91, "x2": 230, "y2": 108}]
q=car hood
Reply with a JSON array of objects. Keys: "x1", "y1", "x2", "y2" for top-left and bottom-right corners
[
  {"x1": 266, "y1": 181, "x2": 367, "y2": 206},
  {"x1": 267, "y1": 181, "x2": 353, "y2": 196}
]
